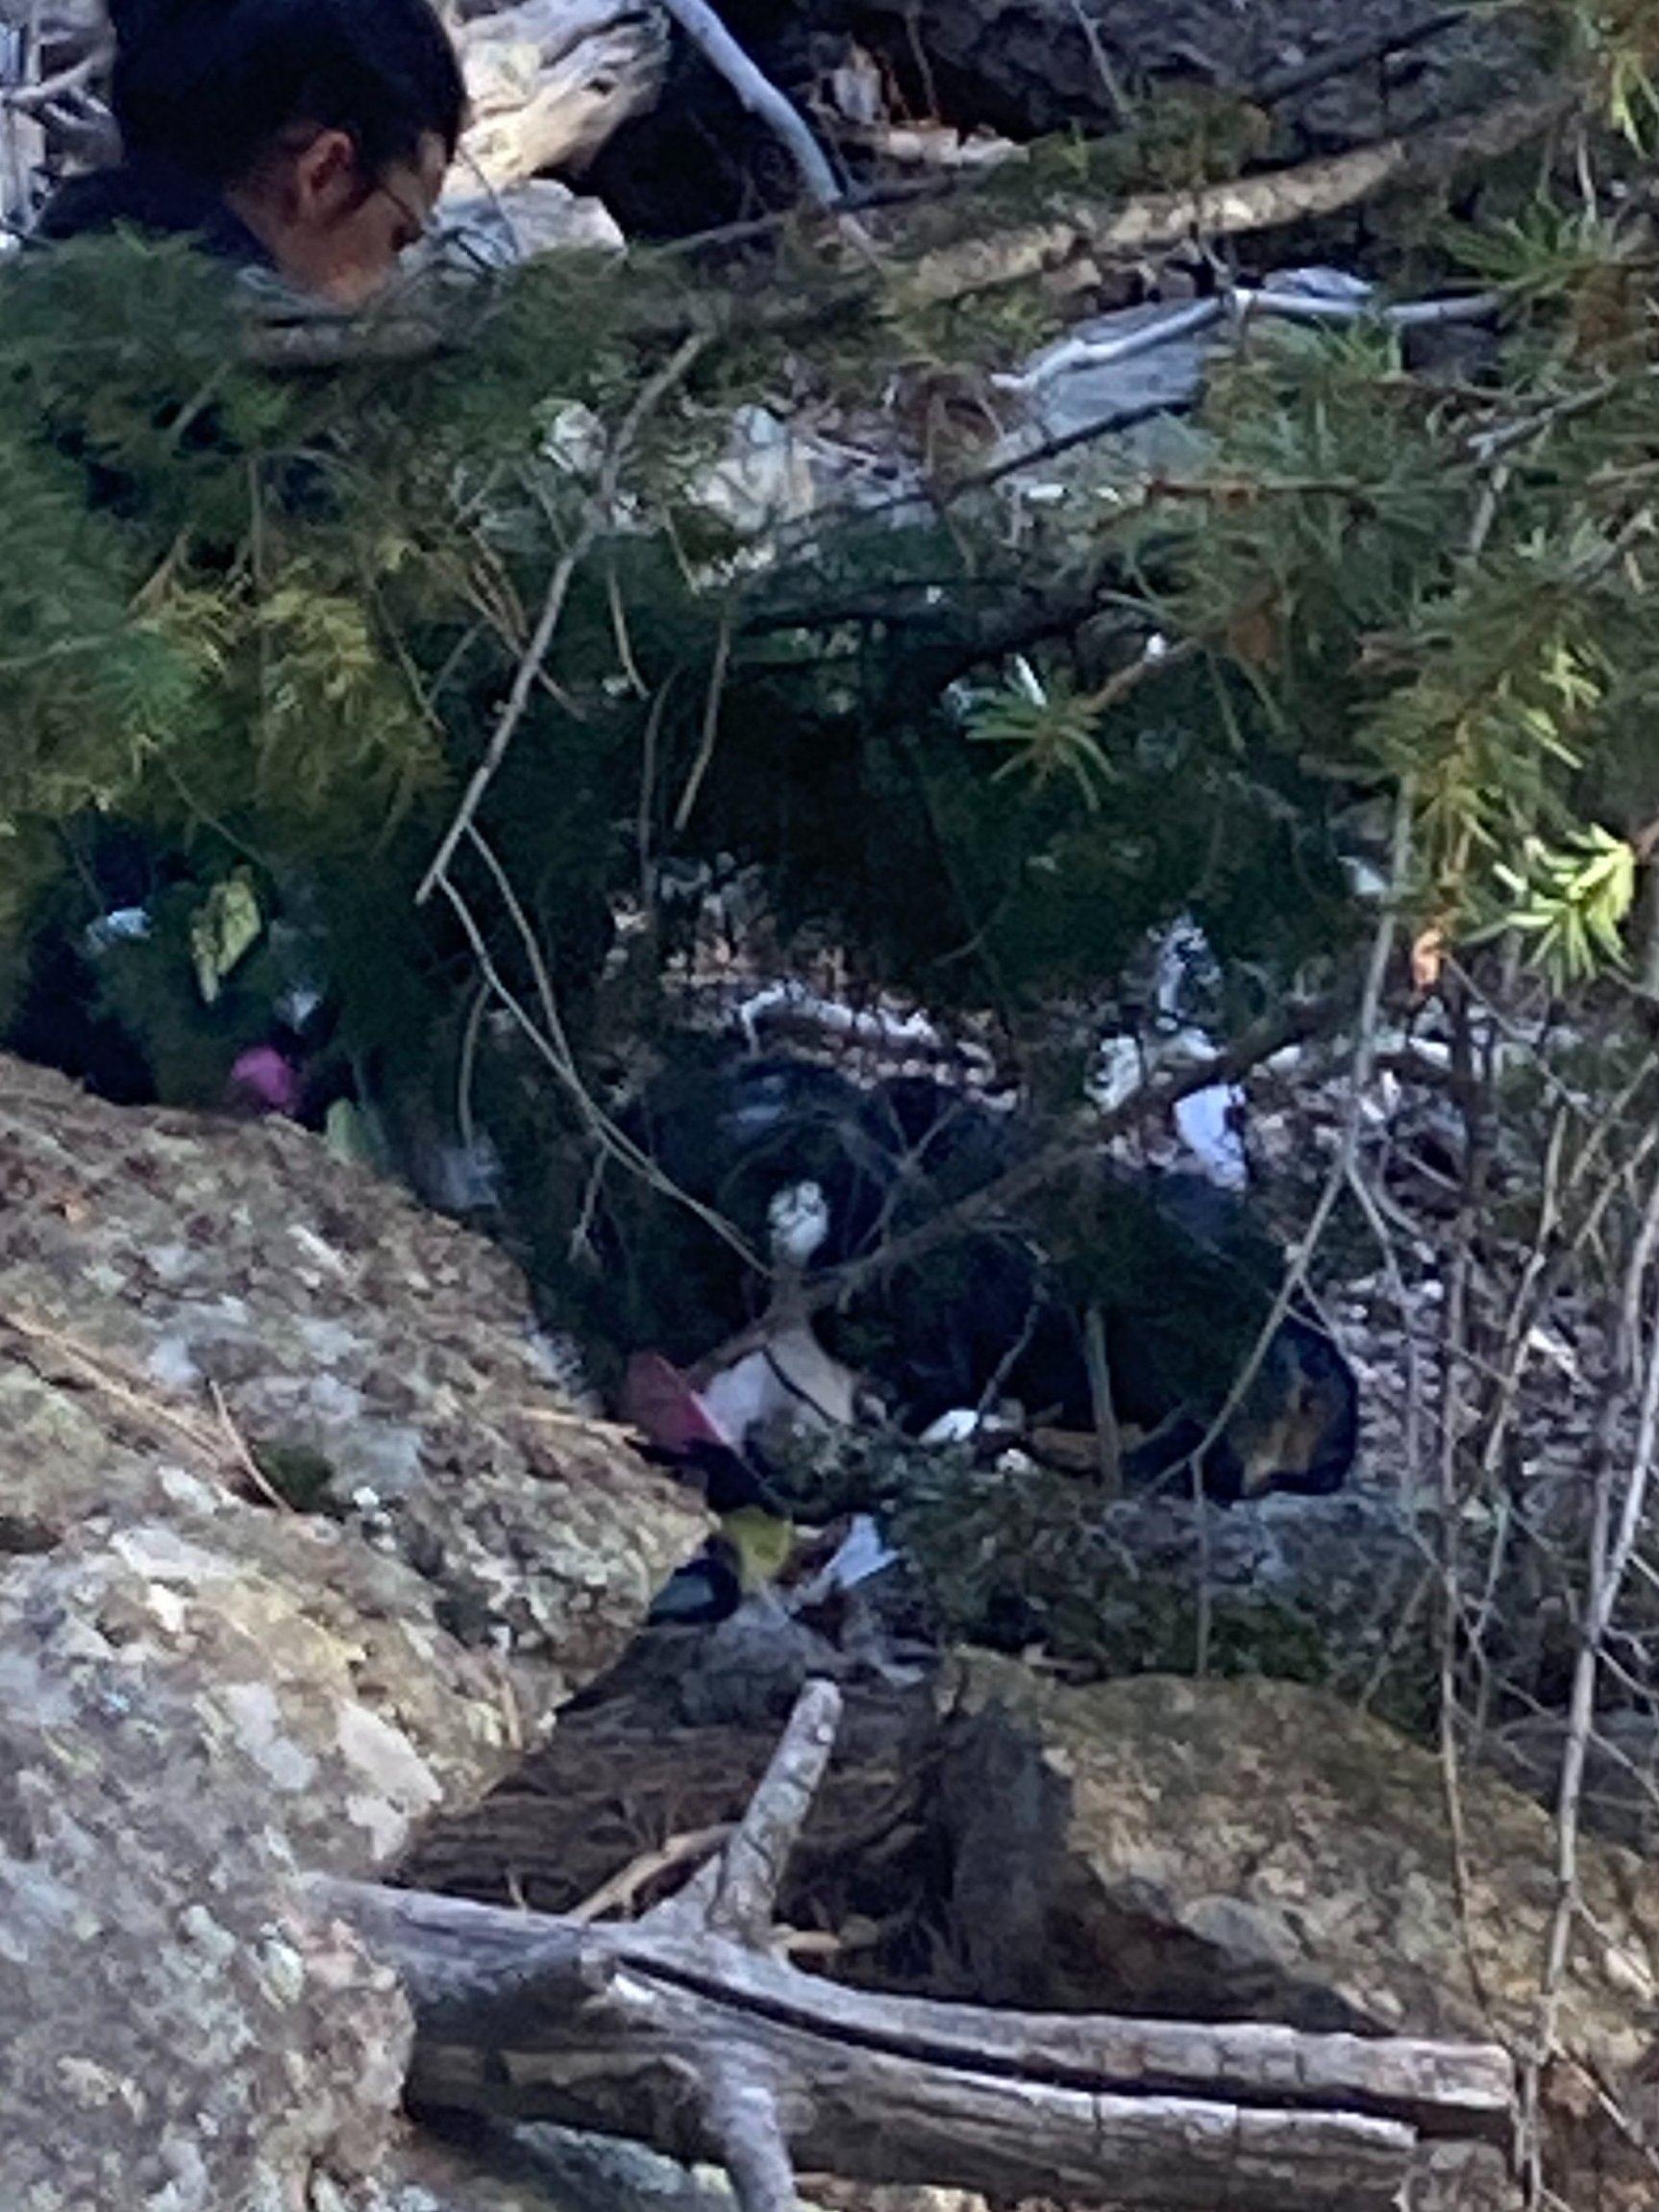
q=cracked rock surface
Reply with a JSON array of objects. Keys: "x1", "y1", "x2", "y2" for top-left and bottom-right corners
[{"x1": 0, "y1": 1055, "x2": 705, "y2": 2209}]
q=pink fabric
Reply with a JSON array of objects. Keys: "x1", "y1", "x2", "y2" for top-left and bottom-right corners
[
  {"x1": 227, "y1": 1045, "x2": 302, "y2": 1118},
  {"x1": 621, "y1": 1349, "x2": 732, "y2": 1454}
]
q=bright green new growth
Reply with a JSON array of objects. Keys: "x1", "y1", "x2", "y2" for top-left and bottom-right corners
[{"x1": 4, "y1": 20, "x2": 1659, "y2": 1131}]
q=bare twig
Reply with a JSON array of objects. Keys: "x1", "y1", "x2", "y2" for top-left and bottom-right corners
[
  {"x1": 567, "y1": 1822, "x2": 735, "y2": 1925},
  {"x1": 797, "y1": 996, "x2": 1339, "y2": 1319},
  {"x1": 207, "y1": 1378, "x2": 294, "y2": 1513},
  {"x1": 1523, "y1": 1155, "x2": 1659, "y2": 2197},
  {"x1": 1187, "y1": 786, "x2": 1411, "y2": 1521},
  {"x1": 1082, "y1": 1301, "x2": 1123, "y2": 1495},
  {"x1": 0, "y1": 1302, "x2": 259, "y2": 1501},
  {"x1": 672, "y1": 609, "x2": 732, "y2": 834},
  {"x1": 415, "y1": 333, "x2": 706, "y2": 905},
  {"x1": 1252, "y1": 9, "x2": 1469, "y2": 107},
  {"x1": 0, "y1": 42, "x2": 105, "y2": 112},
  {"x1": 436, "y1": 824, "x2": 763, "y2": 1274}
]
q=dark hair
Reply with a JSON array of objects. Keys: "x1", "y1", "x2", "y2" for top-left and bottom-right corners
[{"x1": 108, "y1": 0, "x2": 466, "y2": 190}]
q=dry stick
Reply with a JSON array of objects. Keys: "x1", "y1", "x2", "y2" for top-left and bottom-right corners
[
  {"x1": 454, "y1": 976, "x2": 490, "y2": 1160},
  {"x1": 672, "y1": 610, "x2": 732, "y2": 834},
  {"x1": 1082, "y1": 1301, "x2": 1124, "y2": 1496},
  {"x1": 706, "y1": 1677, "x2": 843, "y2": 1944},
  {"x1": 416, "y1": 544, "x2": 584, "y2": 905},
  {"x1": 1343, "y1": 1152, "x2": 1427, "y2": 1495},
  {"x1": 1252, "y1": 7, "x2": 1469, "y2": 105},
  {"x1": 1177, "y1": 786, "x2": 1409, "y2": 1671},
  {"x1": 797, "y1": 996, "x2": 1337, "y2": 1323},
  {"x1": 1430, "y1": 982, "x2": 1507, "y2": 2033},
  {"x1": 1450, "y1": 987, "x2": 1659, "y2": 1465},
  {"x1": 207, "y1": 1379, "x2": 293, "y2": 1514},
  {"x1": 567, "y1": 1823, "x2": 736, "y2": 1926},
  {"x1": 635, "y1": 676, "x2": 674, "y2": 908},
  {"x1": 1431, "y1": 435, "x2": 1608, "y2": 2032},
  {"x1": 0, "y1": 42, "x2": 105, "y2": 112},
  {"x1": 1524, "y1": 1159, "x2": 1659, "y2": 2200},
  {"x1": 415, "y1": 333, "x2": 706, "y2": 907},
  {"x1": 435, "y1": 866, "x2": 761, "y2": 1277},
  {"x1": 1473, "y1": 1104, "x2": 1569, "y2": 1494},
  {"x1": 456, "y1": 822, "x2": 765, "y2": 1273},
  {"x1": 0, "y1": 1303, "x2": 254, "y2": 1498}
]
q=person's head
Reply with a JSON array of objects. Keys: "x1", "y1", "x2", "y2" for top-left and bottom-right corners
[{"x1": 109, "y1": 0, "x2": 466, "y2": 304}]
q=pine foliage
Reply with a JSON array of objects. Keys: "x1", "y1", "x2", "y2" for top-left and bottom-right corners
[{"x1": 3, "y1": 9, "x2": 1659, "y2": 1115}]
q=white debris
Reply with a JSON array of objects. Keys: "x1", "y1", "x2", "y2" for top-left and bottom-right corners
[
  {"x1": 920, "y1": 1407, "x2": 985, "y2": 1447},
  {"x1": 84, "y1": 906, "x2": 153, "y2": 954},
  {"x1": 699, "y1": 1323, "x2": 856, "y2": 1443},
  {"x1": 1173, "y1": 1082, "x2": 1249, "y2": 1191},
  {"x1": 767, "y1": 1179, "x2": 830, "y2": 1266},
  {"x1": 790, "y1": 1514, "x2": 901, "y2": 1608},
  {"x1": 736, "y1": 979, "x2": 941, "y2": 1055}
]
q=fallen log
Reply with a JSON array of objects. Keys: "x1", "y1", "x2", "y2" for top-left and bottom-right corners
[
  {"x1": 904, "y1": 86, "x2": 1575, "y2": 307},
  {"x1": 312, "y1": 1680, "x2": 1515, "y2": 2212}
]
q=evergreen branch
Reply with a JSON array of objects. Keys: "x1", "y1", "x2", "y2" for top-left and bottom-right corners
[{"x1": 415, "y1": 331, "x2": 706, "y2": 907}]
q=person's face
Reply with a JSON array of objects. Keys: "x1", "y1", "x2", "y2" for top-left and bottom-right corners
[{"x1": 231, "y1": 126, "x2": 450, "y2": 306}]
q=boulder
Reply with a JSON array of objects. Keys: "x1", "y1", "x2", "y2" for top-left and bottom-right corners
[
  {"x1": 0, "y1": 1056, "x2": 705, "y2": 1698},
  {"x1": 0, "y1": 1052, "x2": 706, "y2": 2205},
  {"x1": 944, "y1": 1658, "x2": 1659, "y2": 2207}
]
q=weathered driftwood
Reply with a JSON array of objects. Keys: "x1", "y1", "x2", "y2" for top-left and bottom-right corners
[
  {"x1": 452, "y1": 0, "x2": 667, "y2": 192},
  {"x1": 313, "y1": 1680, "x2": 1515, "y2": 2212}
]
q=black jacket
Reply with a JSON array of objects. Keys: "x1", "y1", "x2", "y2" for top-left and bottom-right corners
[{"x1": 36, "y1": 157, "x2": 273, "y2": 267}]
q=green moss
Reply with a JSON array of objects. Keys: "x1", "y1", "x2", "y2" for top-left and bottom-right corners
[{"x1": 248, "y1": 1439, "x2": 338, "y2": 1515}]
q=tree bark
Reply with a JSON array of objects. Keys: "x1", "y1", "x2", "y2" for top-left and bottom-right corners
[{"x1": 311, "y1": 1683, "x2": 1514, "y2": 2212}]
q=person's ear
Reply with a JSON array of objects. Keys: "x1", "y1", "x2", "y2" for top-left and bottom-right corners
[{"x1": 287, "y1": 128, "x2": 363, "y2": 223}]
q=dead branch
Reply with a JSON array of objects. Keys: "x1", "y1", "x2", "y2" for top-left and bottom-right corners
[
  {"x1": 1251, "y1": 9, "x2": 1469, "y2": 107},
  {"x1": 0, "y1": 1299, "x2": 266, "y2": 1504},
  {"x1": 705, "y1": 1674, "x2": 841, "y2": 1941},
  {"x1": 798, "y1": 993, "x2": 1341, "y2": 1319},
  {"x1": 905, "y1": 87, "x2": 1575, "y2": 308},
  {"x1": 655, "y1": 0, "x2": 844, "y2": 211},
  {"x1": 566, "y1": 1822, "x2": 734, "y2": 1924},
  {"x1": 314, "y1": 1682, "x2": 1514, "y2": 2212}
]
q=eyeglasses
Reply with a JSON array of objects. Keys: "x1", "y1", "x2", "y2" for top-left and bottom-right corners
[{"x1": 378, "y1": 174, "x2": 436, "y2": 254}]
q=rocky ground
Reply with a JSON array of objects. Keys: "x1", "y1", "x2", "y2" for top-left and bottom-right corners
[{"x1": 3, "y1": 1042, "x2": 1659, "y2": 2207}]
